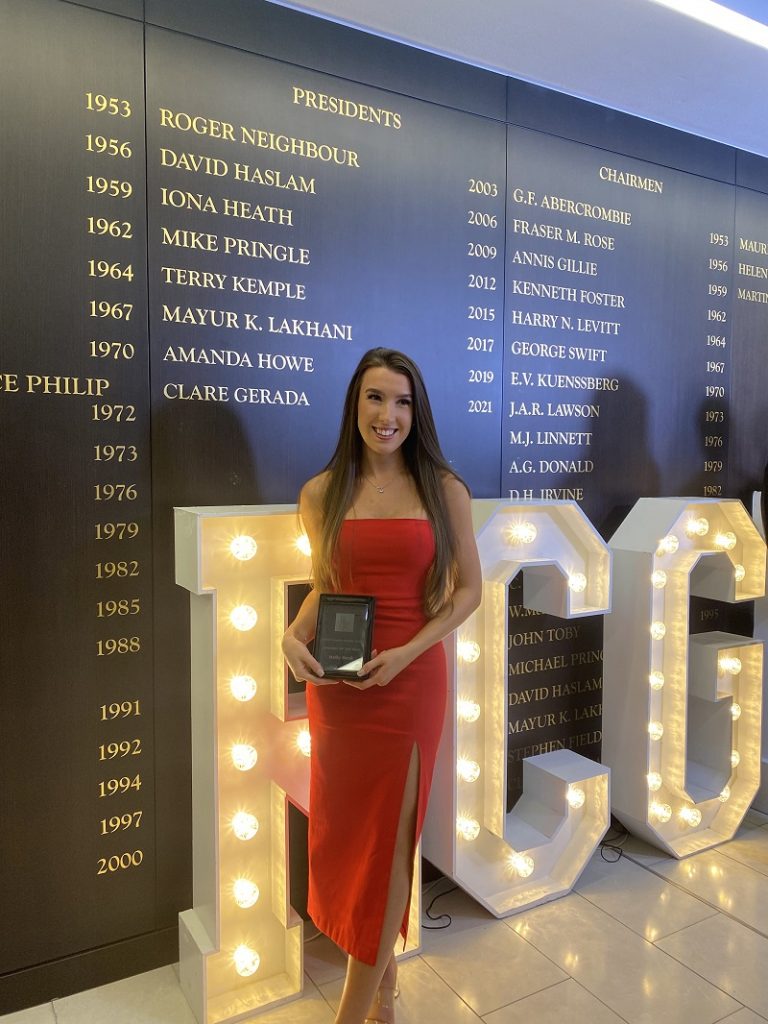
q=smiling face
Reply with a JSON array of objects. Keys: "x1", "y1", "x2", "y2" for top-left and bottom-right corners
[{"x1": 356, "y1": 365, "x2": 413, "y2": 458}]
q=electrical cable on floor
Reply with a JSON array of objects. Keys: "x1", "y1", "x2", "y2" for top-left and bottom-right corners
[
  {"x1": 422, "y1": 883, "x2": 458, "y2": 929},
  {"x1": 600, "y1": 817, "x2": 629, "y2": 862},
  {"x1": 303, "y1": 923, "x2": 323, "y2": 943},
  {"x1": 421, "y1": 876, "x2": 445, "y2": 899}
]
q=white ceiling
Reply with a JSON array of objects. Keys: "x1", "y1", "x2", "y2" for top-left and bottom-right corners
[{"x1": 264, "y1": 0, "x2": 768, "y2": 158}]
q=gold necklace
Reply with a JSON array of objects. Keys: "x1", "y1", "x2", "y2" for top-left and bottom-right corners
[{"x1": 363, "y1": 472, "x2": 402, "y2": 495}]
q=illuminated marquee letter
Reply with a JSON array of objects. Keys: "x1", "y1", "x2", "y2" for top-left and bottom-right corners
[
  {"x1": 751, "y1": 490, "x2": 768, "y2": 812},
  {"x1": 603, "y1": 498, "x2": 766, "y2": 857},
  {"x1": 423, "y1": 501, "x2": 611, "y2": 915},
  {"x1": 174, "y1": 506, "x2": 421, "y2": 1024}
]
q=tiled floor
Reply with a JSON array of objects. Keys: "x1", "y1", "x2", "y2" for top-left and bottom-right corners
[{"x1": 4, "y1": 810, "x2": 768, "y2": 1024}]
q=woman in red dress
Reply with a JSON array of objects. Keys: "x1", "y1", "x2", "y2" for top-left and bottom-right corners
[{"x1": 282, "y1": 348, "x2": 481, "y2": 1024}]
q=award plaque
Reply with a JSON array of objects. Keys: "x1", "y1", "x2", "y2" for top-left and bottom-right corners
[{"x1": 314, "y1": 594, "x2": 375, "y2": 680}]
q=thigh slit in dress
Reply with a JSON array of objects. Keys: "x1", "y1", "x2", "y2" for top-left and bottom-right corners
[{"x1": 306, "y1": 518, "x2": 447, "y2": 965}]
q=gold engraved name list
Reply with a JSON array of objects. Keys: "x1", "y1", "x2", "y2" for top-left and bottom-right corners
[
  {"x1": 155, "y1": 84, "x2": 377, "y2": 409},
  {"x1": 506, "y1": 170, "x2": 632, "y2": 502}
]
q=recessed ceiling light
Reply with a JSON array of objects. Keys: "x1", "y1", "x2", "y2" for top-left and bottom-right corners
[{"x1": 649, "y1": 0, "x2": 768, "y2": 48}]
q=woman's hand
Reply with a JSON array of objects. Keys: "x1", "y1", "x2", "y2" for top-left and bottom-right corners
[
  {"x1": 281, "y1": 633, "x2": 337, "y2": 686},
  {"x1": 346, "y1": 647, "x2": 411, "y2": 690}
]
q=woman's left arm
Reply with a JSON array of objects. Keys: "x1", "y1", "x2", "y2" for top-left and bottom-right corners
[{"x1": 354, "y1": 475, "x2": 482, "y2": 688}]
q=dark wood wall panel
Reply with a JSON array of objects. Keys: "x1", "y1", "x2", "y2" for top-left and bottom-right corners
[{"x1": 0, "y1": 0, "x2": 152, "y2": 987}]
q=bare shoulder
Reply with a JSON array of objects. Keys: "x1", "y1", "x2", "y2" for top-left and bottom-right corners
[
  {"x1": 300, "y1": 470, "x2": 330, "y2": 511},
  {"x1": 440, "y1": 471, "x2": 471, "y2": 509},
  {"x1": 299, "y1": 471, "x2": 330, "y2": 547}
]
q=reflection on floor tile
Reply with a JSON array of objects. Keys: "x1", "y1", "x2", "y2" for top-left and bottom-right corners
[
  {"x1": 303, "y1": 931, "x2": 348, "y2": 987},
  {"x1": 656, "y1": 913, "x2": 768, "y2": 1017},
  {"x1": 0, "y1": 1005, "x2": 55, "y2": 1024},
  {"x1": 616, "y1": 832, "x2": 672, "y2": 867},
  {"x1": 654, "y1": 849, "x2": 768, "y2": 936},
  {"x1": 735, "y1": 817, "x2": 761, "y2": 834},
  {"x1": 483, "y1": 978, "x2": 625, "y2": 1024},
  {"x1": 507, "y1": 892, "x2": 740, "y2": 1024},
  {"x1": 717, "y1": 825, "x2": 768, "y2": 877},
  {"x1": 320, "y1": 955, "x2": 483, "y2": 1022},
  {"x1": 247, "y1": 978, "x2": 334, "y2": 1023},
  {"x1": 422, "y1": 916, "x2": 566, "y2": 1016},
  {"x1": 575, "y1": 850, "x2": 717, "y2": 940},
  {"x1": 11, "y1": 833, "x2": 768, "y2": 1024},
  {"x1": 719, "y1": 1008, "x2": 768, "y2": 1023},
  {"x1": 420, "y1": 883, "x2": 496, "y2": 940},
  {"x1": 53, "y1": 967, "x2": 195, "y2": 1024}
]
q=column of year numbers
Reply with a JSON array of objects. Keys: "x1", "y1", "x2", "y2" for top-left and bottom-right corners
[
  {"x1": 702, "y1": 231, "x2": 731, "y2": 497},
  {"x1": 85, "y1": 88, "x2": 146, "y2": 876},
  {"x1": 465, "y1": 177, "x2": 504, "y2": 415}
]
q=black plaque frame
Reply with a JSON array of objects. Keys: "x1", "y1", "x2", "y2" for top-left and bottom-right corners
[{"x1": 314, "y1": 594, "x2": 375, "y2": 680}]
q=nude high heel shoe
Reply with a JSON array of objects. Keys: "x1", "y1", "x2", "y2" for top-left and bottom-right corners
[{"x1": 364, "y1": 960, "x2": 399, "y2": 1024}]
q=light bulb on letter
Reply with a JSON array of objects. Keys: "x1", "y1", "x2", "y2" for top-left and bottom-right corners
[
  {"x1": 229, "y1": 535, "x2": 258, "y2": 561},
  {"x1": 296, "y1": 729, "x2": 311, "y2": 757},
  {"x1": 457, "y1": 640, "x2": 481, "y2": 663},
  {"x1": 650, "y1": 621, "x2": 666, "y2": 640},
  {"x1": 734, "y1": 563, "x2": 746, "y2": 583},
  {"x1": 719, "y1": 655, "x2": 742, "y2": 675},
  {"x1": 651, "y1": 802, "x2": 672, "y2": 823},
  {"x1": 457, "y1": 698, "x2": 481, "y2": 723},
  {"x1": 649, "y1": 671, "x2": 665, "y2": 690},
  {"x1": 715, "y1": 531, "x2": 737, "y2": 551},
  {"x1": 656, "y1": 534, "x2": 679, "y2": 555},
  {"x1": 295, "y1": 533, "x2": 311, "y2": 556},
  {"x1": 229, "y1": 674, "x2": 257, "y2": 702},
  {"x1": 509, "y1": 852, "x2": 535, "y2": 878},
  {"x1": 568, "y1": 572, "x2": 587, "y2": 593},
  {"x1": 506, "y1": 521, "x2": 537, "y2": 546},
  {"x1": 731, "y1": 750, "x2": 741, "y2": 768},
  {"x1": 231, "y1": 744, "x2": 258, "y2": 771},
  {"x1": 648, "y1": 721, "x2": 664, "y2": 741},
  {"x1": 457, "y1": 758, "x2": 481, "y2": 783},
  {"x1": 233, "y1": 878, "x2": 260, "y2": 908},
  {"x1": 685, "y1": 517, "x2": 709, "y2": 538},
  {"x1": 231, "y1": 811, "x2": 259, "y2": 841},
  {"x1": 456, "y1": 816, "x2": 480, "y2": 841},
  {"x1": 230, "y1": 605, "x2": 258, "y2": 631},
  {"x1": 651, "y1": 570, "x2": 668, "y2": 589},
  {"x1": 233, "y1": 945, "x2": 260, "y2": 977},
  {"x1": 567, "y1": 786, "x2": 586, "y2": 809},
  {"x1": 719, "y1": 785, "x2": 731, "y2": 802},
  {"x1": 679, "y1": 806, "x2": 702, "y2": 828},
  {"x1": 731, "y1": 703, "x2": 742, "y2": 721},
  {"x1": 647, "y1": 772, "x2": 663, "y2": 792}
]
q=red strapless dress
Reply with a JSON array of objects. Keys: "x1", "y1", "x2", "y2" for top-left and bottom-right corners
[{"x1": 306, "y1": 518, "x2": 447, "y2": 964}]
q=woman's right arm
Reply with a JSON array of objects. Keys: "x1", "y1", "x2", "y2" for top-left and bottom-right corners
[{"x1": 280, "y1": 476, "x2": 337, "y2": 685}]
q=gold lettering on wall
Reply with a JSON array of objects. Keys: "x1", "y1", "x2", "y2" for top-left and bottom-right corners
[{"x1": 291, "y1": 85, "x2": 402, "y2": 130}]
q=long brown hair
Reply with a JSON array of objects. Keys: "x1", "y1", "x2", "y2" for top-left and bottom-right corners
[{"x1": 313, "y1": 347, "x2": 468, "y2": 615}]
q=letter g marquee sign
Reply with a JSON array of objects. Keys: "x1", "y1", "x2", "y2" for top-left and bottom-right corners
[{"x1": 603, "y1": 498, "x2": 765, "y2": 856}]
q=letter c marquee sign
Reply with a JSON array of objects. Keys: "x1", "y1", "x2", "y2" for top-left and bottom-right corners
[{"x1": 422, "y1": 500, "x2": 612, "y2": 915}]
